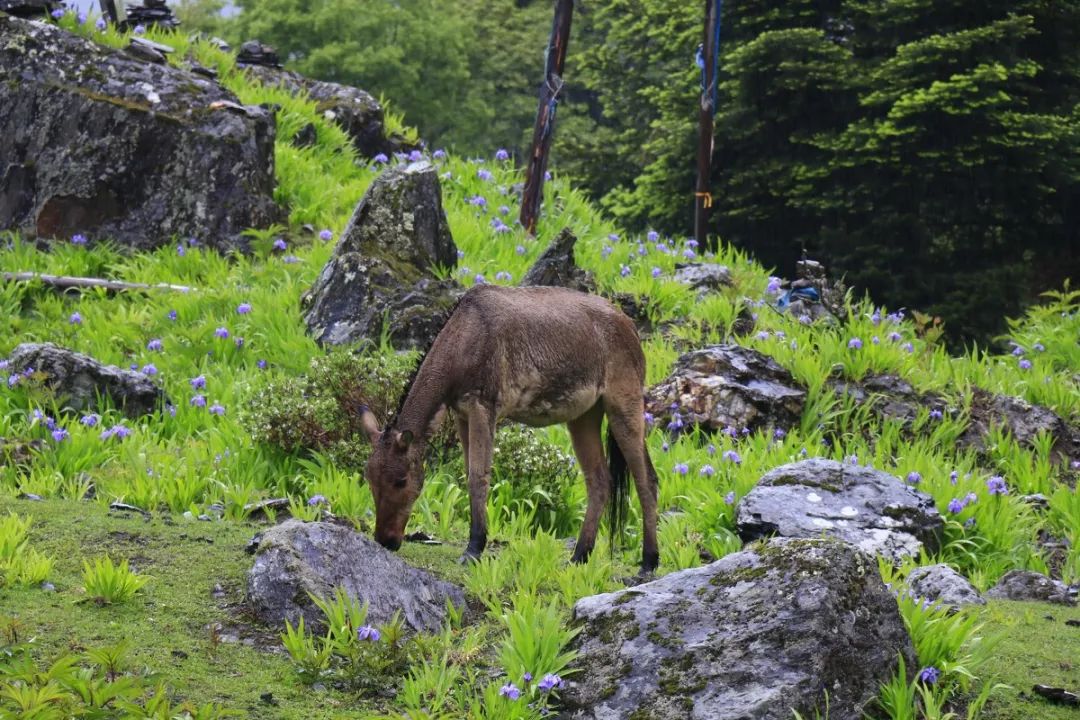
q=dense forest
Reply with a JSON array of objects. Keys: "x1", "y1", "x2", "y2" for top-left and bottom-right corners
[{"x1": 178, "y1": 0, "x2": 1080, "y2": 347}]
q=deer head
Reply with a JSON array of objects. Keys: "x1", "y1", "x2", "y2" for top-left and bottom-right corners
[{"x1": 360, "y1": 407, "x2": 425, "y2": 551}]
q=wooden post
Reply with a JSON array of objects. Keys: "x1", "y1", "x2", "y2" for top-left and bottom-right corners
[
  {"x1": 694, "y1": 0, "x2": 721, "y2": 251},
  {"x1": 519, "y1": 0, "x2": 574, "y2": 237}
]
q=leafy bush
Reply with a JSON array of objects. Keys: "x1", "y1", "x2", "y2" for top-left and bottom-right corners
[
  {"x1": 81, "y1": 556, "x2": 149, "y2": 605},
  {"x1": 242, "y1": 348, "x2": 417, "y2": 469}
]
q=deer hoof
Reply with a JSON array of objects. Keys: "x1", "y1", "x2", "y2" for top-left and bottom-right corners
[{"x1": 457, "y1": 551, "x2": 481, "y2": 566}]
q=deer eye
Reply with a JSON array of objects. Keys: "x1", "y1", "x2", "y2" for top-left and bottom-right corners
[{"x1": 393, "y1": 478, "x2": 407, "y2": 488}]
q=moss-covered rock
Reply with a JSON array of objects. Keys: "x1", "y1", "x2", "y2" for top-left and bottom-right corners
[
  {"x1": 0, "y1": 14, "x2": 280, "y2": 251},
  {"x1": 561, "y1": 537, "x2": 913, "y2": 720}
]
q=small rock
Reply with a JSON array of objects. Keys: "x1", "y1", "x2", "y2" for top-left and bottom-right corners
[
  {"x1": 1021, "y1": 493, "x2": 1051, "y2": 512},
  {"x1": 520, "y1": 228, "x2": 595, "y2": 293},
  {"x1": 7, "y1": 343, "x2": 167, "y2": 418},
  {"x1": 985, "y1": 570, "x2": 1077, "y2": 606},
  {"x1": 197, "y1": 514, "x2": 212, "y2": 521},
  {"x1": 292, "y1": 122, "x2": 317, "y2": 148},
  {"x1": 905, "y1": 564, "x2": 985, "y2": 610},
  {"x1": 247, "y1": 520, "x2": 465, "y2": 633},
  {"x1": 646, "y1": 344, "x2": 806, "y2": 435},
  {"x1": 736, "y1": 458, "x2": 944, "y2": 561},
  {"x1": 40, "y1": 581, "x2": 56, "y2": 592},
  {"x1": 17, "y1": 493, "x2": 43, "y2": 501},
  {"x1": 673, "y1": 262, "x2": 732, "y2": 294},
  {"x1": 211, "y1": 583, "x2": 226, "y2": 598}
]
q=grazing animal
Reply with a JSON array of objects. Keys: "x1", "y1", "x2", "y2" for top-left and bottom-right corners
[{"x1": 359, "y1": 284, "x2": 660, "y2": 572}]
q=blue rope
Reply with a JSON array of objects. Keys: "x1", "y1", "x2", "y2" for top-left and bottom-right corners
[{"x1": 696, "y1": 0, "x2": 723, "y2": 115}]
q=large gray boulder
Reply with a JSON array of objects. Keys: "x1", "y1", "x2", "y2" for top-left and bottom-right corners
[
  {"x1": 673, "y1": 263, "x2": 732, "y2": 295},
  {"x1": 247, "y1": 520, "x2": 466, "y2": 633},
  {"x1": 242, "y1": 64, "x2": 410, "y2": 159},
  {"x1": 905, "y1": 564, "x2": 985, "y2": 611},
  {"x1": 736, "y1": 459, "x2": 944, "y2": 561},
  {"x1": 0, "y1": 15, "x2": 280, "y2": 252},
  {"x1": 985, "y1": 570, "x2": 1077, "y2": 606},
  {"x1": 6, "y1": 343, "x2": 166, "y2": 417},
  {"x1": 302, "y1": 161, "x2": 462, "y2": 350},
  {"x1": 645, "y1": 345, "x2": 806, "y2": 435},
  {"x1": 562, "y1": 538, "x2": 914, "y2": 720}
]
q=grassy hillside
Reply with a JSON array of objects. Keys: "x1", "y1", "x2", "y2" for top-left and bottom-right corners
[{"x1": 2, "y1": 13, "x2": 1079, "y2": 720}]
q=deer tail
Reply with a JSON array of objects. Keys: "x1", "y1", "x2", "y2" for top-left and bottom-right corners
[{"x1": 606, "y1": 425, "x2": 631, "y2": 556}]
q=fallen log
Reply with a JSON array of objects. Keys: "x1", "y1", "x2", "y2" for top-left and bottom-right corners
[{"x1": 2, "y1": 272, "x2": 194, "y2": 293}]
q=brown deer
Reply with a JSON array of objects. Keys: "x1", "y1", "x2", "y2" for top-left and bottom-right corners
[{"x1": 358, "y1": 284, "x2": 660, "y2": 572}]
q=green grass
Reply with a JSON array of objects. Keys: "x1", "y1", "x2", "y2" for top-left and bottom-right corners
[{"x1": 977, "y1": 600, "x2": 1080, "y2": 720}]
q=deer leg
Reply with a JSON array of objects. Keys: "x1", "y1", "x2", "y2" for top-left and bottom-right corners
[
  {"x1": 455, "y1": 412, "x2": 470, "y2": 474},
  {"x1": 567, "y1": 404, "x2": 609, "y2": 564},
  {"x1": 461, "y1": 402, "x2": 495, "y2": 563},
  {"x1": 606, "y1": 403, "x2": 659, "y2": 573}
]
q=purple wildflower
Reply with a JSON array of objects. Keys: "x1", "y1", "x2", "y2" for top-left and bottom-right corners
[
  {"x1": 373, "y1": 153, "x2": 389, "y2": 164},
  {"x1": 1019, "y1": 358, "x2": 1032, "y2": 370},
  {"x1": 651, "y1": 267, "x2": 662, "y2": 278},
  {"x1": 133, "y1": 24, "x2": 145, "y2": 34},
  {"x1": 929, "y1": 409, "x2": 943, "y2": 420},
  {"x1": 283, "y1": 255, "x2": 301, "y2": 264},
  {"x1": 643, "y1": 412, "x2": 655, "y2": 427},
  {"x1": 949, "y1": 470, "x2": 959, "y2": 484},
  {"x1": 308, "y1": 495, "x2": 327, "y2": 506},
  {"x1": 699, "y1": 465, "x2": 715, "y2": 477},
  {"x1": 357, "y1": 625, "x2": 381, "y2": 642},
  {"x1": 237, "y1": 303, "x2": 252, "y2": 315},
  {"x1": 870, "y1": 309, "x2": 882, "y2": 325},
  {"x1": 69, "y1": 312, "x2": 82, "y2": 325},
  {"x1": 774, "y1": 428, "x2": 786, "y2": 440},
  {"x1": 1033, "y1": 342, "x2": 1045, "y2": 352},
  {"x1": 209, "y1": 403, "x2": 225, "y2": 416},
  {"x1": 474, "y1": 274, "x2": 486, "y2": 285},
  {"x1": 177, "y1": 244, "x2": 186, "y2": 257},
  {"x1": 495, "y1": 148, "x2": 510, "y2": 161},
  {"x1": 707, "y1": 444, "x2": 716, "y2": 456},
  {"x1": 902, "y1": 342, "x2": 914, "y2": 353},
  {"x1": 887, "y1": 331, "x2": 902, "y2": 342},
  {"x1": 500, "y1": 682, "x2": 521, "y2": 700},
  {"x1": 71, "y1": 233, "x2": 87, "y2": 245},
  {"x1": 234, "y1": 337, "x2": 244, "y2": 348},
  {"x1": 477, "y1": 168, "x2": 493, "y2": 181},
  {"x1": 50, "y1": 7, "x2": 64, "y2": 18},
  {"x1": 146, "y1": 338, "x2": 163, "y2": 352},
  {"x1": 1011, "y1": 345, "x2": 1025, "y2": 356},
  {"x1": 724, "y1": 491, "x2": 736, "y2": 505},
  {"x1": 214, "y1": 327, "x2": 230, "y2": 339},
  {"x1": 495, "y1": 271, "x2": 513, "y2": 282},
  {"x1": 271, "y1": 238, "x2": 287, "y2": 251},
  {"x1": 722, "y1": 450, "x2": 741, "y2": 464},
  {"x1": 647, "y1": 230, "x2": 659, "y2": 242},
  {"x1": 190, "y1": 395, "x2": 206, "y2": 408},
  {"x1": 190, "y1": 375, "x2": 206, "y2": 390},
  {"x1": 95, "y1": 16, "x2": 106, "y2": 30},
  {"x1": 468, "y1": 195, "x2": 488, "y2": 208},
  {"x1": 257, "y1": 359, "x2": 268, "y2": 369},
  {"x1": 407, "y1": 150, "x2": 423, "y2": 162},
  {"x1": 51, "y1": 428, "x2": 69, "y2": 442},
  {"x1": 964, "y1": 492, "x2": 978, "y2": 505},
  {"x1": 167, "y1": 309, "x2": 177, "y2": 321},
  {"x1": 986, "y1": 476, "x2": 1008, "y2": 495},
  {"x1": 918, "y1": 667, "x2": 940, "y2": 684},
  {"x1": 538, "y1": 674, "x2": 564, "y2": 692},
  {"x1": 947, "y1": 498, "x2": 965, "y2": 514},
  {"x1": 515, "y1": 245, "x2": 526, "y2": 255},
  {"x1": 798, "y1": 314, "x2": 812, "y2": 325},
  {"x1": 906, "y1": 471, "x2": 922, "y2": 485},
  {"x1": 766, "y1": 277, "x2": 783, "y2": 295},
  {"x1": 141, "y1": 364, "x2": 157, "y2": 376},
  {"x1": 673, "y1": 463, "x2": 689, "y2": 476},
  {"x1": 848, "y1": 337, "x2": 863, "y2": 350},
  {"x1": 80, "y1": 414, "x2": 99, "y2": 427},
  {"x1": 620, "y1": 265, "x2": 631, "y2": 277}
]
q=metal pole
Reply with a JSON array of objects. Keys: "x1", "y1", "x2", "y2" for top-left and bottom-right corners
[
  {"x1": 694, "y1": 0, "x2": 721, "y2": 251},
  {"x1": 519, "y1": 0, "x2": 574, "y2": 237}
]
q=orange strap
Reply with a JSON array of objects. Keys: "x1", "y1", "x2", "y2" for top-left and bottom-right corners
[{"x1": 695, "y1": 191, "x2": 713, "y2": 208}]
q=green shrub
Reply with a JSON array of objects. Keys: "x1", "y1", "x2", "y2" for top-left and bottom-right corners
[
  {"x1": 241, "y1": 348, "x2": 417, "y2": 469},
  {"x1": 0, "y1": 513, "x2": 54, "y2": 588}
]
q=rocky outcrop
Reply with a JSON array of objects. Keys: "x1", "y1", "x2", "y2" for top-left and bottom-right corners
[
  {"x1": 736, "y1": 458, "x2": 944, "y2": 561},
  {"x1": 6, "y1": 343, "x2": 166, "y2": 417},
  {"x1": 302, "y1": 160, "x2": 462, "y2": 350},
  {"x1": 247, "y1": 520, "x2": 466, "y2": 633},
  {"x1": 520, "y1": 228, "x2": 595, "y2": 293},
  {"x1": 562, "y1": 538, "x2": 914, "y2": 720},
  {"x1": 905, "y1": 564, "x2": 985, "y2": 611},
  {"x1": 645, "y1": 345, "x2": 806, "y2": 435},
  {"x1": 830, "y1": 375, "x2": 1080, "y2": 467},
  {"x1": 0, "y1": 15, "x2": 280, "y2": 252},
  {"x1": 242, "y1": 64, "x2": 411, "y2": 158},
  {"x1": 985, "y1": 570, "x2": 1077, "y2": 606},
  {"x1": 959, "y1": 388, "x2": 1080, "y2": 465}
]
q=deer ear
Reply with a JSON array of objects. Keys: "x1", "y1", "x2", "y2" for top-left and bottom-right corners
[
  {"x1": 359, "y1": 406, "x2": 382, "y2": 445},
  {"x1": 394, "y1": 429, "x2": 413, "y2": 451}
]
